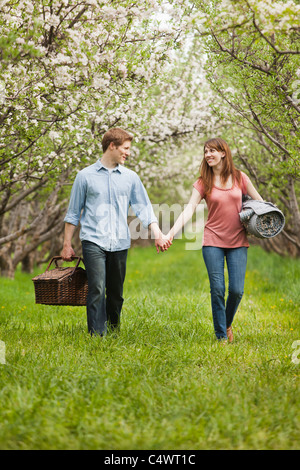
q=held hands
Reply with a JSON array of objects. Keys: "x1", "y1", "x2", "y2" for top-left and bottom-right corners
[{"x1": 154, "y1": 232, "x2": 173, "y2": 254}]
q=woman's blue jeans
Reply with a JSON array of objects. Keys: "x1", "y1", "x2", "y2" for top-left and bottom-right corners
[
  {"x1": 202, "y1": 246, "x2": 248, "y2": 340},
  {"x1": 82, "y1": 241, "x2": 128, "y2": 336}
]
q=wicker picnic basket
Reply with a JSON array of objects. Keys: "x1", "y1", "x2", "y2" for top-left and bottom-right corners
[{"x1": 32, "y1": 256, "x2": 88, "y2": 306}]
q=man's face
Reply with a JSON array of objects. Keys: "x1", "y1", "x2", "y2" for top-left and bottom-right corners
[{"x1": 111, "y1": 140, "x2": 131, "y2": 165}]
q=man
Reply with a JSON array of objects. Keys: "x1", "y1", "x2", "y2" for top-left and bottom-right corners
[{"x1": 61, "y1": 127, "x2": 170, "y2": 336}]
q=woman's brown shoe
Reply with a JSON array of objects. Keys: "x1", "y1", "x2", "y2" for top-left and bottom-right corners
[{"x1": 226, "y1": 326, "x2": 233, "y2": 343}]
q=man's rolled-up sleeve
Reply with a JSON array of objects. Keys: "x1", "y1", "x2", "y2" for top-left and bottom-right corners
[
  {"x1": 64, "y1": 172, "x2": 86, "y2": 226},
  {"x1": 129, "y1": 175, "x2": 158, "y2": 228}
]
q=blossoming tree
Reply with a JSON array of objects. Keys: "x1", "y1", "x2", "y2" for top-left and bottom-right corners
[
  {"x1": 193, "y1": 0, "x2": 300, "y2": 256},
  {"x1": 0, "y1": 0, "x2": 216, "y2": 277}
]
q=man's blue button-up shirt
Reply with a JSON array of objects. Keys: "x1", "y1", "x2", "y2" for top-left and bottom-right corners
[{"x1": 64, "y1": 160, "x2": 158, "y2": 251}]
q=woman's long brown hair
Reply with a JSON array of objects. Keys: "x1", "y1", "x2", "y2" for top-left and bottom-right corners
[{"x1": 199, "y1": 138, "x2": 241, "y2": 197}]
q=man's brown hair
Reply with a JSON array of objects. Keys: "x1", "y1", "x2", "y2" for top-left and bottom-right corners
[{"x1": 101, "y1": 127, "x2": 133, "y2": 153}]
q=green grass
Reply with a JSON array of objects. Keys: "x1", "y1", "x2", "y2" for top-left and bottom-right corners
[{"x1": 0, "y1": 241, "x2": 299, "y2": 450}]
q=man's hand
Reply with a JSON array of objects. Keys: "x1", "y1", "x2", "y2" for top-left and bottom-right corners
[
  {"x1": 60, "y1": 244, "x2": 76, "y2": 261},
  {"x1": 61, "y1": 222, "x2": 76, "y2": 260}
]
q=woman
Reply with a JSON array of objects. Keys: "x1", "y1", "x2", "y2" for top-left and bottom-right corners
[{"x1": 167, "y1": 138, "x2": 263, "y2": 343}]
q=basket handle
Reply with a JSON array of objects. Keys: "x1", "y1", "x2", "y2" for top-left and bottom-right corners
[{"x1": 45, "y1": 256, "x2": 83, "y2": 272}]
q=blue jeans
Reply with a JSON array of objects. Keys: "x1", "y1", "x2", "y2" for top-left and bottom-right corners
[
  {"x1": 82, "y1": 241, "x2": 128, "y2": 336},
  {"x1": 202, "y1": 246, "x2": 248, "y2": 340}
]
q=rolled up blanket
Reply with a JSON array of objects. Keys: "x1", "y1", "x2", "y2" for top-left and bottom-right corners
[{"x1": 239, "y1": 200, "x2": 285, "y2": 239}]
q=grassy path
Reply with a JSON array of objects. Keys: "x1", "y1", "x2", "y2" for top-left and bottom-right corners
[{"x1": 0, "y1": 241, "x2": 299, "y2": 449}]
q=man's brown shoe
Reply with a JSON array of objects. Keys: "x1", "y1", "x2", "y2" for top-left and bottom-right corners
[{"x1": 227, "y1": 326, "x2": 233, "y2": 343}]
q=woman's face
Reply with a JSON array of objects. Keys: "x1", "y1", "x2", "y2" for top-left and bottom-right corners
[{"x1": 204, "y1": 146, "x2": 225, "y2": 168}]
